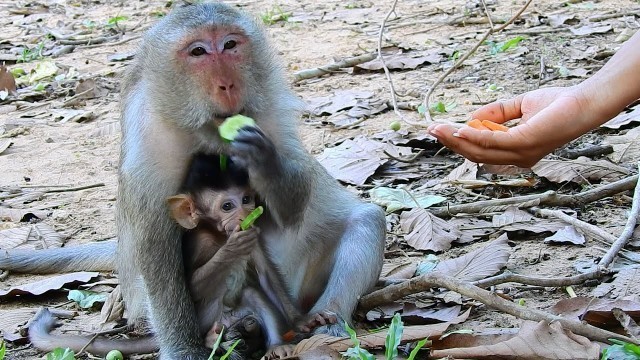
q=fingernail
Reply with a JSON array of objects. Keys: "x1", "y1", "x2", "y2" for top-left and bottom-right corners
[{"x1": 452, "y1": 132, "x2": 461, "y2": 138}]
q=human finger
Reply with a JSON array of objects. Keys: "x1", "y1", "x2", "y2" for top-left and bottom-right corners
[{"x1": 471, "y1": 94, "x2": 525, "y2": 124}]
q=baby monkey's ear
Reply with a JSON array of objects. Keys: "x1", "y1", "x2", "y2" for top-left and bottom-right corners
[{"x1": 167, "y1": 194, "x2": 199, "y2": 229}]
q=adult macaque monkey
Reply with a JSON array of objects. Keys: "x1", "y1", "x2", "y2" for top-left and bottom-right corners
[
  {"x1": 29, "y1": 153, "x2": 295, "y2": 358},
  {"x1": 2, "y1": 2, "x2": 386, "y2": 358}
]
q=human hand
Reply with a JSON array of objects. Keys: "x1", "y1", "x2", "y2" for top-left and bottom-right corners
[{"x1": 427, "y1": 86, "x2": 595, "y2": 168}]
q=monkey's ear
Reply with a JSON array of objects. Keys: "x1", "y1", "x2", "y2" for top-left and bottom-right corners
[{"x1": 167, "y1": 195, "x2": 199, "y2": 229}]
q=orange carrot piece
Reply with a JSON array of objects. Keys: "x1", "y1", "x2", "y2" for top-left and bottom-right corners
[
  {"x1": 481, "y1": 120, "x2": 509, "y2": 132},
  {"x1": 467, "y1": 119, "x2": 491, "y2": 130},
  {"x1": 282, "y1": 330, "x2": 296, "y2": 342}
]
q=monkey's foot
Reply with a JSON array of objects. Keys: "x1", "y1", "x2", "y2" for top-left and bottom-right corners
[
  {"x1": 261, "y1": 344, "x2": 296, "y2": 360},
  {"x1": 297, "y1": 310, "x2": 338, "y2": 333},
  {"x1": 312, "y1": 320, "x2": 348, "y2": 338}
]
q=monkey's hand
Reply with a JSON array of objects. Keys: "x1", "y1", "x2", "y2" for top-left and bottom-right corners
[
  {"x1": 296, "y1": 310, "x2": 338, "y2": 333},
  {"x1": 220, "y1": 226, "x2": 260, "y2": 259},
  {"x1": 229, "y1": 127, "x2": 278, "y2": 174}
]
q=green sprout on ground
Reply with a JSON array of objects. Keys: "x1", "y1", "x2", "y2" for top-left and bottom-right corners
[
  {"x1": 418, "y1": 101, "x2": 457, "y2": 115},
  {"x1": 0, "y1": 340, "x2": 5, "y2": 360},
  {"x1": 261, "y1": 5, "x2": 291, "y2": 25},
  {"x1": 485, "y1": 36, "x2": 525, "y2": 55},
  {"x1": 106, "y1": 15, "x2": 128, "y2": 30},
  {"x1": 601, "y1": 339, "x2": 640, "y2": 360},
  {"x1": 18, "y1": 42, "x2": 45, "y2": 63},
  {"x1": 344, "y1": 313, "x2": 428, "y2": 360},
  {"x1": 45, "y1": 348, "x2": 75, "y2": 360},
  {"x1": 207, "y1": 326, "x2": 241, "y2": 360}
]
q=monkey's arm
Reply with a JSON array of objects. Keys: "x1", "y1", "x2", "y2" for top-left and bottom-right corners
[
  {"x1": 231, "y1": 128, "x2": 312, "y2": 226},
  {"x1": 189, "y1": 228, "x2": 259, "y2": 298}
]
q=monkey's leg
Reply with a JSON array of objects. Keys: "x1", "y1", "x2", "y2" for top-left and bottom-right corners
[
  {"x1": 309, "y1": 203, "x2": 386, "y2": 336},
  {"x1": 117, "y1": 189, "x2": 210, "y2": 359}
]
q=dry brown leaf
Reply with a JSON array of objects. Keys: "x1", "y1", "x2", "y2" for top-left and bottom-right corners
[
  {"x1": 570, "y1": 24, "x2": 613, "y2": 36},
  {"x1": 434, "y1": 234, "x2": 511, "y2": 282},
  {"x1": 0, "y1": 271, "x2": 100, "y2": 297},
  {"x1": 547, "y1": 13, "x2": 579, "y2": 27},
  {"x1": 492, "y1": 207, "x2": 533, "y2": 227},
  {"x1": 356, "y1": 50, "x2": 442, "y2": 71},
  {"x1": 449, "y1": 217, "x2": 495, "y2": 244},
  {"x1": 0, "y1": 308, "x2": 35, "y2": 341},
  {"x1": 0, "y1": 223, "x2": 64, "y2": 250},
  {"x1": 0, "y1": 65, "x2": 16, "y2": 92},
  {"x1": 602, "y1": 106, "x2": 640, "y2": 129},
  {"x1": 592, "y1": 268, "x2": 640, "y2": 300},
  {"x1": 612, "y1": 308, "x2": 640, "y2": 338},
  {"x1": 531, "y1": 158, "x2": 629, "y2": 184},
  {"x1": 100, "y1": 284, "x2": 125, "y2": 325},
  {"x1": 430, "y1": 320, "x2": 599, "y2": 359},
  {"x1": 367, "y1": 303, "x2": 461, "y2": 323},
  {"x1": 552, "y1": 296, "x2": 640, "y2": 329},
  {"x1": 436, "y1": 159, "x2": 478, "y2": 189},
  {"x1": 0, "y1": 139, "x2": 12, "y2": 155},
  {"x1": 316, "y1": 136, "x2": 387, "y2": 186},
  {"x1": 544, "y1": 226, "x2": 586, "y2": 245},
  {"x1": 0, "y1": 207, "x2": 50, "y2": 222},
  {"x1": 380, "y1": 259, "x2": 418, "y2": 280},
  {"x1": 431, "y1": 327, "x2": 519, "y2": 350},
  {"x1": 400, "y1": 208, "x2": 460, "y2": 251},
  {"x1": 605, "y1": 125, "x2": 640, "y2": 163}
]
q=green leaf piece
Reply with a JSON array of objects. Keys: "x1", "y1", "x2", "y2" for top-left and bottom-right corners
[
  {"x1": 407, "y1": 338, "x2": 429, "y2": 360},
  {"x1": 240, "y1": 206, "x2": 263, "y2": 231},
  {"x1": 67, "y1": 289, "x2": 107, "y2": 309},
  {"x1": 219, "y1": 115, "x2": 256, "y2": 141},
  {"x1": 46, "y1": 348, "x2": 75, "y2": 360},
  {"x1": 385, "y1": 313, "x2": 404, "y2": 360}
]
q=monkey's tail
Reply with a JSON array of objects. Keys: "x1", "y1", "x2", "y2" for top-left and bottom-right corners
[
  {"x1": 29, "y1": 308, "x2": 158, "y2": 356},
  {"x1": 0, "y1": 241, "x2": 116, "y2": 274}
]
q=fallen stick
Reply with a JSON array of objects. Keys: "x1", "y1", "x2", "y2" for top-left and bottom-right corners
[
  {"x1": 599, "y1": 164, "x2": 640, "y2": 267},
  {"x1": 292, "y1": 53, "x2": 376, "y2": 82},
  {"x1": 429, "y1": 174, "x2": 638, "y2": 217},
  {"x1": 360, "y1": 273, "x2": 637, "y2": 344},
  {"x1": 473, "y1": 268, "x2": 609, "y2": 288}
]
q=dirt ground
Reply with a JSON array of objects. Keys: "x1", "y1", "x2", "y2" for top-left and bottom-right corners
[{"x1": 1, "y1": 0, "x2": 639, "y2": 358}]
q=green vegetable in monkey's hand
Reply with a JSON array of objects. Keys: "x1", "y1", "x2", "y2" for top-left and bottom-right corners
[
  {"x1": 219, "y1": 115, "x2": 257, "y2": 141},
  {"x1": 240, "y1": 206, "x2": 264, "y2": 231}
]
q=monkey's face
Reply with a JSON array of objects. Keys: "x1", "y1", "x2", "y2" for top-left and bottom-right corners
[
  {"x1": 177, "y1": 28, "x2": 249, "y2": 120},
  {"x1": 200, "y1": 187, "x2": 256, "y2": 235}
]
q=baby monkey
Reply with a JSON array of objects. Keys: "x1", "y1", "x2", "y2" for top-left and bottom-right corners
[{"x1": 30, "y1": 153, "x2": 312, "y2": 358}]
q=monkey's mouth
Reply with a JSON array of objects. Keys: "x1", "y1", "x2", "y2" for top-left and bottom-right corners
[{"x1": 211, "y1": 110, "x2": 246, "y2": 126}]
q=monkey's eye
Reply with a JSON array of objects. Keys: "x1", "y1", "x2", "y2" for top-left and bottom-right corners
[
  {"x1": 242, "y1": 195, "x2": 253, "y2": 204},
  {"x1": 190, "y1": 46, "x2": 207, "y2": 57},
  {"x1": 222, "y1": 202, "x2": 235, "y2": 212},
  {"x1": 223, "y1": 40, "x2": 237, "y2": 50}
]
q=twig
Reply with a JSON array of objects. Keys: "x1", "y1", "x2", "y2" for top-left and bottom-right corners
[
  {"x1": 82, "y1": 34, "x2": 141, "y2": 49},
  {"x1": 77, "y1": 324, "x2": 131, "y2": 355},
  {"x1": 535, "y1": 208, "x2": 616, "y2": 244},
  {"x1": 59, "y1": 34, "x2": 120, "y2": 46},
  {"x1": 599, "y1": 165, "x2": 640, "y2": 267},
  {"x1": 473, "y1": 268, "x2": 610, "y2": 288},
  {"x1": 383, "y1": 149, "x2": 425, "y2": 163},
  {"x1": 292, "y1": 53, "x2": 376, "y2": 82},
  {"x1": 557, "y1": 144, "x2": 614, "y2": 159},
  {"x1": 429, "y1": 174, "x2": 638, "y2": 217},
  {"x1": 44, "y1": 183, "x2": 105, "y2": 194},
  {"x1": 422, "y1": 0, "x2": 533, "y2": 122},
  {"x1": 359, "y1": 273, "x2": 636, "y2": 344}
]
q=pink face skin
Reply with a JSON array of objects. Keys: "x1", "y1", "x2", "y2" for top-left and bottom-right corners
[{"x1": 177, "y1": 28, "x2": 249, "y2": 115}]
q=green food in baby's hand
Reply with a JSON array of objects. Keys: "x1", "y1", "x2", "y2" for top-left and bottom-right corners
[
  {"x1": 219, "y1": 115, "x2": 256, "y2": 141},
  {"x1": 240, "y1": 206, "x2": 264, "y2": 230}
]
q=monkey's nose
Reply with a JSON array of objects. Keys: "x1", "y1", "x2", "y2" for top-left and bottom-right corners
[{"x1": 218, "y1": 83, "x2": 235, "y2": 91}]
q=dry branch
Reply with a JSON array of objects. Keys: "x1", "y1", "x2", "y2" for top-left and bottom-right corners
[
  {"x1": 600, "y1": 165, "x2": 640, "y2": 267},
  {"x1": 429, "y1": 174, "x2": 638, "y2": 217},
  {"x1": 422, "y1": 0, "x2": 533, "y2": 122},
  {"x1": 535, "y1": 208, "x2": 616, "y2": 244},
  {"x1": 360, "y1": 273, "x2": 636, "y2": 344},
  {"x1": 473, "y1": 269, "x2": 609, "y2": 288},
  {"x1": 292, "y1": 53, "x2": 376, "y2": 82}
]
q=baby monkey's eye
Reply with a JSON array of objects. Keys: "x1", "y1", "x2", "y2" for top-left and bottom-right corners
[
  {"x1": 242, "y1": 195, "x2": 253, "y2": 204},
  {"x1": 190, "y1": 46, "x2": 207, "y2": 56},
  {"x1": 222, "y1": 202, "x2": 234, "y2": 211},
  {"x1": 223, "y1": 40, "x2": 237, "y2": 50}
]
